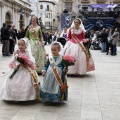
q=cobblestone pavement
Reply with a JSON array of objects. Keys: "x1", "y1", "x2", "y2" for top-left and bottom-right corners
[{"x1": 0, "y1": 43, "x2": 120, "y2": 120}]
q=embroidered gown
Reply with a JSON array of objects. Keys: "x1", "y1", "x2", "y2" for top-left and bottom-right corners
[
  {"x1": 40, "y1": 55, "x2": 68, "y2": 103},
  {"x1": 0, "y1": 51, "x2": 39, "y2": 101},
  {"x1": 64, "y1": 28, "x2": 95, "y2": 75},
  {"x1": 25, "y1": 25, "x2": 46, "y2": 73}
]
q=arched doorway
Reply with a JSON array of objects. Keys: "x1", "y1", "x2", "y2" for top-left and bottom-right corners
[{"x1": 5, "y1": 12, "x2": 12, "y2": 25}]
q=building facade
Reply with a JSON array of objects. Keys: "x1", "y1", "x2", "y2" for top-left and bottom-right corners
[
  {"x1": 36, "y1": 0, "x2": 58, "y2": 32},
  {"x1": 0, "y1": 0, "x2": 32, "y2": 30},
  {"x1": 57, "y1": 0, "x2": 120, "y2": 31}
]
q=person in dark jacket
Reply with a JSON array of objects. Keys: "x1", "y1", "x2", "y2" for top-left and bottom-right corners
[
  {"x1": 99, "y1": 28, "x2": 108, "y2": 52},
  {"x1": 17, "y1": 27, "x2": 25, "y2": 40},
  {"x1": 9, "y1": 25, "x2": 16, "y2": 54},
  {"x1": 1, "y1": 24, "x2": 11, "y2": 56}
]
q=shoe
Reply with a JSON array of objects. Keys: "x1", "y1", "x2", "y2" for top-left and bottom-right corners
[
  {"x1": 2, "y1": 53, "x2": 6, "y2": 56},
  {"x1": 106, "y1": 53, "x2": 108, "y2": 55},
  {"x1": 6, "y1": 54, "x2": 11, "y2": 56}
]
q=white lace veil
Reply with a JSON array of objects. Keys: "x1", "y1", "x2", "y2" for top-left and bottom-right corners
[
  {"x1": 14, "y1": 37, "x2": 35, "y2": 63},
  {"x1": 71, "y1": 18, "x2": 86, "y2": 33}
]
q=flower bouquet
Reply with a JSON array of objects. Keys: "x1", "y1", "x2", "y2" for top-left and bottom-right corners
[
  {"x1": 62, "y1": 55, "x2": 76, "y2": 71},
  {"x1": 9, "y1": 54, "x2": 29, "y2": 79}
]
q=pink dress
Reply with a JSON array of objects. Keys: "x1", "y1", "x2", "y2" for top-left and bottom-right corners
[{"x1": 63, "y1": 28, "x2": 95, "y2": 75}]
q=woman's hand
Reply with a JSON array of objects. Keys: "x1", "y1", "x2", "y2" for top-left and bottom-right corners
[{"x1": 42, "y1": 71, "x2": 46, "y2": 77}]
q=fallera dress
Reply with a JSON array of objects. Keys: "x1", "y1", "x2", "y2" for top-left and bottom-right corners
[
  {"x1": 25, "y1": 25, "x2": 46, "y2": 73},
  {"x1": 40, "y1": 55, "x2": 68, "y2": 103},
  {"x1": 0, "y1": 51, "x2": 40, "y2": 101},
  {"x1": 63, "y1": 28, "x2": 95, "y2": 75}
]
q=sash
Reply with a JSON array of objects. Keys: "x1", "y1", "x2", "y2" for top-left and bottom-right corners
[
  {"x1": 49, "y1": 56, "x2": 68, "y2": 93},
  {"x1": 71, "y1": 33, "x2": 90, "y2": 61},
  {"x1": 24, "y1": 66, "x2": 40, "y2": 101},
  {"x1": 71, "y1": 30, "x2": 94, "y2": 71},
  {"x1": 28, "y1": 26, "x2": 46, "y2": 52},
  {"x1": 52, "y1": 66, "x2": 68, "y2": 93}
]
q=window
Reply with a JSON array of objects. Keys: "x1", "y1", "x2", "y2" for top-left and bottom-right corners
[
  {"x1": 47, "y1": 5, "x2": 49, "y2": 11},
  {"x1": 49, "y1": 22, "x2": 50, "y2": 27},
  {"x1": 40, "y1": 5, "x2": 43, "y2": 9},
  {"x1": 45, "y1": 13, "x2": 48, "y2": 18},
  {"x1": 48, "y1": 13, "x2": 50, "y2": 18}
]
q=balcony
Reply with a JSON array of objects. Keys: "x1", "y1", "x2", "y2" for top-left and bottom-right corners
[
  {"x1": 96, "y1": 0, "x2": 106, "y2": 3},
  {"x1": 81, "y1": 0, "x2": 90, "y2": 3},
  {"x1": 113, "y1": 0, "x2": 120, "y2": 3}
]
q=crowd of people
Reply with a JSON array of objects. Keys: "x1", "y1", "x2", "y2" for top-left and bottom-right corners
[
  {"x1": 86, "y1": 27, "x2": 120, "y2": 56},
  {"x1": 0, "y1": 15, "x2": 119, "y2": 103}
]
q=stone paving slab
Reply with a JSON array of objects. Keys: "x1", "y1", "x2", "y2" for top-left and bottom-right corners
[{"x1": 0, "y1": 44, "x2": 120, "y2": 120}]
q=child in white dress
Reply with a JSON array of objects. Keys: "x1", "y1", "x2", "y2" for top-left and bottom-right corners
[{"x1": 0, "y1": 37, "x2": 40, "y2": 101}]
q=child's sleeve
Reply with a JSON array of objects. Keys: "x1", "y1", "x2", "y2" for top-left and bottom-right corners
[
  {"x1": 9, "y1": 56, "x2": 16, "y2": 69},
  {"x1": 43, "y1": 58, "x2": 50, "y2": 72}
]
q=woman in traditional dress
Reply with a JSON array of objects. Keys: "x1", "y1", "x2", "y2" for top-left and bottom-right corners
[
  {"x1": 25, "y1": 16, "x2": 46, "y2": 74},
  {"x1": 63, "y1": 18, "x2": 95, "y2": 75},
  {"x1": 60, "y1": 27, "x2": 68, "y2": 39}
]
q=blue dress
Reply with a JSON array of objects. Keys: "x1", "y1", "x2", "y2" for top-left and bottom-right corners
[{"x1": 40, "y1": 55, "x2": 68, "y2": 103}]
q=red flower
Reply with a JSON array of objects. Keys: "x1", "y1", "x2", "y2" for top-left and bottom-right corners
[
  {"x1": 17, "y1": 54, "x2": 29, "y2": 64},
  {"x1": 62, "y1": 55, "x2": 76, "y2": 67},
  {"x1": 63, "y1": 55, "x2": 75, "y2": 63}
]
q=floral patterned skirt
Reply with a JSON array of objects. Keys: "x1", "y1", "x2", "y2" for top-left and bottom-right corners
[
  {"x1": 30, "y1": 40, "x2": 46, "y2": 73},
  {"x1": 40, "y1": 89, "x2": 68, "y2": 103},
  {"x1": 0, "y1": 67, "x2": 36, "y2": 101}
]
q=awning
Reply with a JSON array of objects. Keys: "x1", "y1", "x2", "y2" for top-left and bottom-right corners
[{"x1": 90, "y1": 4, "x2": 118, "y2": 9}]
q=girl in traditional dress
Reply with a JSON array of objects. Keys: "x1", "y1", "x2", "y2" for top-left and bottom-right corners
[
  {"x1": 40, "y1": 42, "x2": 68, "y2": 103},
  {"x1": 63, "y1": 18, "x2": 95, "y2": 75},
  {"x1": 0, "y1": 38, "x2": 40, "y2": 101},
  {"x1": 25, "y1": 16, "x2": 46, "y2": 74},
  {"x1": 60, "y1": 27, "x2": 68, "y2": 39}
]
